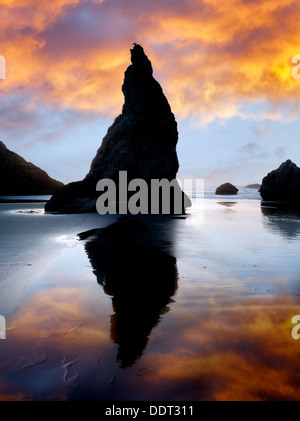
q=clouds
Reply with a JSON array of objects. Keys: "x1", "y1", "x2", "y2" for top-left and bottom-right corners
[
  {"x1": 0, "y1": 0, "x2": 300, "y2": 184},
  {"x1": 1, "y1": 0, "x2": 300, "y2": 125}
]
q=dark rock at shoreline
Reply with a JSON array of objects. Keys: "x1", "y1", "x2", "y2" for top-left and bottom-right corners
[
  {"x1": 259, "y1": 159, "x2": 300, "y2": 207},
  {"x1": 0, "y1": 141, "x2": 63, "y2": 195},
  {"x1": 245, "y1": 183, "x2": 261, "y2": 189},
  {"x1": 215, "y1": 182, "x2": 239, "y2": 195},
  {"x1": 45, "y1": 44, "x2": 191, "y2": 214}
]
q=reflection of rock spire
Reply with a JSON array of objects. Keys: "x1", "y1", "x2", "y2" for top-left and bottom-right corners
[{"x1": 79, "y1": 216, "x2": 178, "y2": 368}]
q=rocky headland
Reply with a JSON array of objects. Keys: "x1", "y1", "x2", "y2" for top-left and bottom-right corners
[{"x1": 0, "y1": 141, "x2": 63, "y2": 195}]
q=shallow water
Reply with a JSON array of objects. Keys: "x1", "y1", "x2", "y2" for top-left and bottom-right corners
[{"x1": 0, "y1": 193, "x2": 300, "y2": 401}]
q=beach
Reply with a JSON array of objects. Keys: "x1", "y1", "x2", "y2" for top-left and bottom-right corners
[{"x1": 0, "y1": 188, "x2": 300, "y2": 401}]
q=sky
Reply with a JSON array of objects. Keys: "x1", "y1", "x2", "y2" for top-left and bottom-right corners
[{"x1": 1, "y1": 0, "x2": 300, "y2": 186}]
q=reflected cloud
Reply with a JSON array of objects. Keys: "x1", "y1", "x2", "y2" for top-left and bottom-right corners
[
  {"x1": 79, "y1": 216, "x2": 178, "y2": 368},
  {"x1": 137, "y1": 293, "x2": 300, "y2": 401},
  {"x1": 8, "y1": 286, "x2": 110, "y2": 345},
  {"x1": 0, "y1": 285, "x2": 113, "y2": 400},
  {"x1": 261, "y1": 207, "x2": 300, "y2": 240}
]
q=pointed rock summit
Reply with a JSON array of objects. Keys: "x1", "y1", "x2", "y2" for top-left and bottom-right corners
[
  {"x1": 45, "y1": 44, "x2": 190, "y2": 213},
  {"x1": 0, "y1": 141, "x2": 63, "y2": 195}
]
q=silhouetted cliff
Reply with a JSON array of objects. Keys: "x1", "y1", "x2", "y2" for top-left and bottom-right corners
[{"x1": 0, "y1": 141, "x2": 63, "y2": 195}]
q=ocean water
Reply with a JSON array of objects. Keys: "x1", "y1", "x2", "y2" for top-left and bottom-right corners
[
  {"x1": 0, "y1": 187, "x2": 300, "y2": 401},
  {"x1": 0, "y1": 195, "x2": 52, "y2": 202}
]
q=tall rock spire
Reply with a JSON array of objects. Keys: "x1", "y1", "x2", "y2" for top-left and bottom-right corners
[
  {"x1": 86, "y1": 44, "x2": 179, "y2": 183},
  {"x1": 45, "y1": 44, "x2": 190, "y2": 214}
]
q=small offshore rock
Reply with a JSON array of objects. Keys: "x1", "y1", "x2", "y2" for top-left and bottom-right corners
[{"x1": 215, "y1": 182, "x2": 239, "y2": 195}]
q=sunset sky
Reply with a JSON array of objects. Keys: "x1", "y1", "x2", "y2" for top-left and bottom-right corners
[{"x1": 1, "y1": 0, "x2": 300, "y2": 185}]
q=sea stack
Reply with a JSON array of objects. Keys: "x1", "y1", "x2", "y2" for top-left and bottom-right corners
[
  {"x1": 0, "y1": 141, "x2": 63, "y2": 195},
  {"x1": 45, "y1": 44, "x2": 191, "y2": 214},
  {"x1": 259, "y1": 159, "x2": 300, "y2": 207},
  {"x1": 215, "y1": 182, "x2": 239, "y2": 195}
]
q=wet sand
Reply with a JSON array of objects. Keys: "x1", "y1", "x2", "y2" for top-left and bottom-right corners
[
  {"x1": 0, "y1": 203, "x2": 117, "y2": 315},
  {"x1": 0, "y1": 196, "x2": 300, "y2": 401}
]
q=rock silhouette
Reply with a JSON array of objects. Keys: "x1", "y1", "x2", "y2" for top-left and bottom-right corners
[
  {"x1": 0, "y1": 141, "x2": 63, "y2": 195},
  {"x1": 245, "y1": 183, "x2": 261, "y2": 189},
  {"x1": 259, "y1": 160, "x2": 300, "y2": 207},
  {"x1": 215, "y1": 182, "x2": 239, "y2": 195},
  {"x1": 45, "y1": 44, "x2": 190, "y2": 214},
  {"x1": 78, "y1": 216, "x2": 178, "y2": 368}
]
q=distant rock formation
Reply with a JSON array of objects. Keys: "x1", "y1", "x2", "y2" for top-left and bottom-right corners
[
  {"x1": 0, "y1": 141, "x2": 63, "y2": 195},
  {"x1": 259, "y1": 159, "x2": 300, "y2": 207},
  {"x1": 45, "y1": 44, "x2": 191, "y2": 214},
  {"x1": 245, "y1": 183, "x2": 261, "y2": 189},
  {"x1": 215, "y1": 182, "x2": 239, "y2": 195}
]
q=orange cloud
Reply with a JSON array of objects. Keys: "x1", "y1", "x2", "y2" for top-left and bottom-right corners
[
  {"x1": 144, "y1": 0, "x2": 300, "y2": 123},
  {"x1": 1, "y1": 0, "x2": 300, "y2": 125}
]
